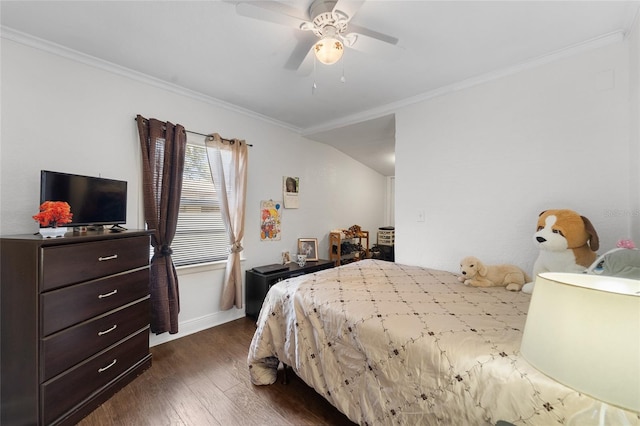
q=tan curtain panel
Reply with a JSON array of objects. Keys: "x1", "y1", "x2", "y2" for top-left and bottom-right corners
[
  {"x1": 205, "y1": 134, "x2": 248, "y2": 310},
  {"x1": 136, "y1": 115, "x2": 186, "y2": 334}
]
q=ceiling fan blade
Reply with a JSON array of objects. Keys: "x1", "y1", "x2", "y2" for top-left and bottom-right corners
[
  {"x1": 346, "y1": 23, "x2": 399, "y2": 46},
  {"x1": 236, "y1": 1, "x2": 310, "y2": 29},
  {"x1": 285, "y1": 32, "x2": 317, "y2": 72},
  {"x1": 344, "y1": 32, "x2": 401, "y2": 59},
  {"x1": 332, "y1": 0, "x2": 366, "y2": 21},
  {"x1": 296, "y1": 47, "x2": 316, "y2": 76}
]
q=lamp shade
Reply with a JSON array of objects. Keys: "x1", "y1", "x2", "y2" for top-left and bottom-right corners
[{"x1": 521, "y1": 272, "x2": 640, "y2": 413}]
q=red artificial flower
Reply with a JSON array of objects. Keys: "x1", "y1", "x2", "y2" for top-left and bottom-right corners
[{"x1": 33, "y1": 201, "x2": 73, "y2": 227}]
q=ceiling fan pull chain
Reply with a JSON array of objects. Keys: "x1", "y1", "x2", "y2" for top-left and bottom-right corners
[
  {"x1": 312, "y1": 55, "x2": 318, "y2": 95},
  {"x1": 341, "y1": 55, "x2": 346, "y2": 84}
]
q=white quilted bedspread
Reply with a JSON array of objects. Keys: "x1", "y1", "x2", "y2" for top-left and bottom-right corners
[{"x1": 247, "y1": 260, "x2": 638, "y2": 425}]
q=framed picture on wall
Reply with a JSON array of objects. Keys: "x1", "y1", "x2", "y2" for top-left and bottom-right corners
[
  {"x1": 298, "y1": 238, "x2": 318, "y2": 261},
  {"x1": 283, "y1": 176, "x2": 300, "y2": 209}
]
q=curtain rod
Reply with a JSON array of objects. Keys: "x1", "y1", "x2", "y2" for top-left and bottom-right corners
[
  {"x1": 187, "y1": 129, "x2": 253, "y2": 147},
  {"x1": 134, "y1": 117, "x2": 253, "y2": 147}
]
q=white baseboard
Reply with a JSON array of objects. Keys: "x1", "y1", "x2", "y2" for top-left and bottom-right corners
[{"x1": 149, "y1": 308, "x2": 247, "y2": 347}]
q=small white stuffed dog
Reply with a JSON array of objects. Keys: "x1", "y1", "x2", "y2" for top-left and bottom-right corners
[{"x1": 459, "y1": 256, "x2": 530, "y2": 291}]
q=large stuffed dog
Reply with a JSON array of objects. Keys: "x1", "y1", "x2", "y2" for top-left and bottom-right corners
[
  {"x1": 521, "y1": 209, "x2": 599, "y2": 293},
  {"x1": 459, "y1": 256, "x2": 530, "y2": 291}
]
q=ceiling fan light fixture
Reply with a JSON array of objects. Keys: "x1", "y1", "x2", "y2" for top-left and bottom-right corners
[
  {"x1": 314, "y1": 36, "x2": 344, "y2": 65},
  {"x1": 313, "y1": 26, "x2": 344, "y2": 65}
]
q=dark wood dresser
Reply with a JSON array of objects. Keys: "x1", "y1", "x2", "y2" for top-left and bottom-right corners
[{"x1": 1, "y1": 229, "x2": 153, "y2": 425}]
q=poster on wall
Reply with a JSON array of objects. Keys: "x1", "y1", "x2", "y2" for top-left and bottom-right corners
[
  {"x1": 260, "y1": 200, "x2": 282, "y2": 241},
  {"x1": 283, "y1": 176, "x2": 299, "y2": 209}
]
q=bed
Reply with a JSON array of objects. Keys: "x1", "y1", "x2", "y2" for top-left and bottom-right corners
[{"x1": 247, "y1": 259, "x2": 637, "y2": 425}]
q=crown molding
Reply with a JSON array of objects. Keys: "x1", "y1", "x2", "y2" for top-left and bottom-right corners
[
  {"x1": 302, "y1": 30, "x2": 625, "y2": 136},
  {"x1": 1, "y1": 26, "x2": 625, "y2": 137},
  {"x1": 622, "y1": 2, "x2": 640, "y2": 37},
  {"x1": 0, "y1": 26, "x2": 301, "y2": 134}
]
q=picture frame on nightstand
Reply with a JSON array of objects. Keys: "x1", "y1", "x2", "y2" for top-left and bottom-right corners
[{"x1": 298, "y1": 238, "x2": 318, "y2": 261}]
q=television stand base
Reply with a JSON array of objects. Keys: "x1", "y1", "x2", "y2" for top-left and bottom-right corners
[{"x1": 109, "y1": 224, "x2": 128, "y2": 233}]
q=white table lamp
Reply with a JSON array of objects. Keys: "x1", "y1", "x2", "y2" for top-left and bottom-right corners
[{"x1": 520, "y1": 272, "x2": 640, "y2": 425}]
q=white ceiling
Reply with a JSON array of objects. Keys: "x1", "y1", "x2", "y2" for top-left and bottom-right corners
[{"x1": 2, "y1": 1, "x2": 638, "y2": 176}]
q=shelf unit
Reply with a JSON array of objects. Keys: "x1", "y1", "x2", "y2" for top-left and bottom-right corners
[
  {"x1": 329, "y1": 230, "x2": 369, "y2": 266},
  {"x1": 374, "y1": 227, "x2": 395, "y2": 262},
  {"x1": 377, "y1": 227, "x2": 395, "y2": 246}
]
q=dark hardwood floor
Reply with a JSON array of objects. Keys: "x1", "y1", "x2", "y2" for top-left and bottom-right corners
[{"x1": 78, "y1": 317, "x2": 356, "y2": 426}]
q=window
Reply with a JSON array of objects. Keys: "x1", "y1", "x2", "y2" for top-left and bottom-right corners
[{"x1": 171, "y1": 137, "x2": 231, "y2": 267}]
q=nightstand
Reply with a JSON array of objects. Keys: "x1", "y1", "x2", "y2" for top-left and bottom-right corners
[{"x1": 245, "y1": 259, "x2": 334, "y2": 319}]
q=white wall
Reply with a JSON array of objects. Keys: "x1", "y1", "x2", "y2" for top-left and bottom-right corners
[
  {"x1": 0, "y1": 38, "x2": 386, "y2": 344},
  {"x1": 395, "y1": 37, "x2": 638, "y2": 274}
]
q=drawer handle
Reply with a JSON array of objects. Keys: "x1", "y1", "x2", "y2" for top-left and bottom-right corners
[
  {"x1": 98, "y1": 289, "x2": 118, "y2": 298},
  {"x1": 98, "y1": 359, "x2": 117, "y2": 373},
  {"x1": 98, "y1": 254, "x2": 118, "y2": 261},
  {"x1": 97, "y1": 324, "x2": 117, "y2": 336}
]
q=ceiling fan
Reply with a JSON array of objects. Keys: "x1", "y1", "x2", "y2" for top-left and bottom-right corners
[{"x1": 235, "y1": 0, "x2": 399, "y2": 74}]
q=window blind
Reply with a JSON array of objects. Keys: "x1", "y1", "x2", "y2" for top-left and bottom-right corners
[{"x1": 171, "y1": 141, "x2": 231, "y2": 267}]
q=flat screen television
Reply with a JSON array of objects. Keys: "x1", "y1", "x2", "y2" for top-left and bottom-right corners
[{"x1": 40, "y1": 170, "x2": 127, "y2": 227}]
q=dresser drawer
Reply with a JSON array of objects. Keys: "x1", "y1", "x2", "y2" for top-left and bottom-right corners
[
  {"x1": 41, "y1": 329, "x2": 149, "y2": 425},
  {"x1": 42, "y1": 235, "x2": 150, "y2": 291},
  {"x1": 42, "y1": 298, "x2": 149, "y2": 381},
  {"x1": 41, "y1": 268, "x2": 149, "y2": 336}
]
